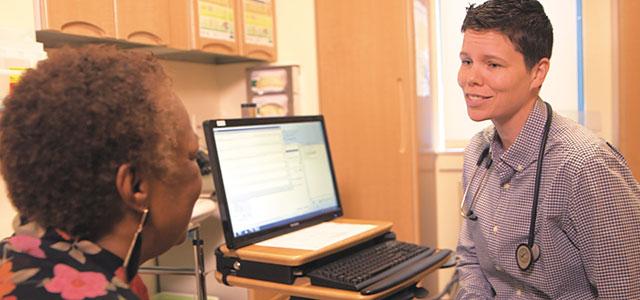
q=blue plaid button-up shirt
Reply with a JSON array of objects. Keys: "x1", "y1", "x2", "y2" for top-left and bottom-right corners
[{"x1": 456, "y1": 100, "x2": 640, "y2": 299}]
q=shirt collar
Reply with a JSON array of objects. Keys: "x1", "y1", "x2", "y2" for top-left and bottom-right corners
[
  {"x1": 12, "y1": 217, "x2": 125, "y2": 278},
  {"x1": 489, "y1": 99, "x2": 549, "y2": 182}
]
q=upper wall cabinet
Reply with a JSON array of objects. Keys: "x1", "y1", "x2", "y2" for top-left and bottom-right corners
[
  {"x1": 36, "y1": 0, "x2": 277, "y2": 63},
  {"x1": 40, "y1": 0, "x2": 116, "y2": 38},
  {"x1": 192, "y1": 0, "x2": 240, "y2": 55},
  {"x1": 115, "y1": 0, "x2": 172, "y2": 46},
  {"x1": 238, "y1": 0, "x2": 277, "y2": 61}
]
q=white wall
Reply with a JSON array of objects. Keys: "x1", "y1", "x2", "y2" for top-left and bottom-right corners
[
  {"x1": 0, "y1": 0, "x2": 37, "y2": 239},
  {"x1": 583, "y1": 0, "x2": 615, "y2": 143},
  {"x1": 434, "y1": 0, "x2": 581, "y2": 149}
]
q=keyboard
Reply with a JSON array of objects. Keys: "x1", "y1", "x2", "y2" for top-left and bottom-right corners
[{"x1": 306, "y1": 240, "x2": 449, "y2": 294}]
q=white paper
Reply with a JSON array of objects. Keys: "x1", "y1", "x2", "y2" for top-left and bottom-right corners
[{"x1": 255, "y1": 222, "x2": 376, "y2": 250}]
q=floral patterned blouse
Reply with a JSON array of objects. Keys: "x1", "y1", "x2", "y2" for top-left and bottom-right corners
[{"x1": 0, "y1": 219, "x2": 149, "y2": 300}]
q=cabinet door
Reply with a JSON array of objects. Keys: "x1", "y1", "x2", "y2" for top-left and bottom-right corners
[
  {"x1": 619, "y1": 0, "x2": 640, "y2": 181},
  {"x1": 316, "y1": 0, "x2": 420, "y2": 243},
  {"x1": 41, "y1": 0, "x2": 115, "y2": 38},
  {"x1": 168, "y1": 0, "x2": 192, "y2": 50},
  {"x1": 238, "y1": 0, "x2": 277, "y2": 61},
  {"x1": 192, "y1": 0, "x2": 240, "y2": 55},
  {"x1": 116, "y1": 0, "x2": 171, "y2": 46}
]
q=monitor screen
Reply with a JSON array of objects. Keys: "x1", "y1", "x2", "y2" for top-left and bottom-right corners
[{"x1": 203, "y1": 115, "x2": 342, "y2": 248}]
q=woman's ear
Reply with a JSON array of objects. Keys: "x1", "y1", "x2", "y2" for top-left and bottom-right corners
[
  {"x1": 530, "y1": 57, "x2": 550, "y2": 90},
  {"x1": 116, "y1": 164, "x2": 149, "y2": 212}
]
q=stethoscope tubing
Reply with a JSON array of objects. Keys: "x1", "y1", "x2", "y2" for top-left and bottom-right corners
[
  {"x1": 528, "y1": 102, "x2": 553, "y2": 248},
  {"x1": 459, "y1": 147, "x2": 491, "y2": 220},
  {"x1": 460, "y1": 102, "x2": 553, "y2": 270}
]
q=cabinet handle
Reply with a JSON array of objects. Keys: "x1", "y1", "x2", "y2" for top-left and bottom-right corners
[
  {"x1": 200, "y1": 43, "x2": 235, "y2": 55},
  {"x1": 245, "y1": 49, "x2": 274, "y2": 61},
  {"x1": 126, "y1": 31, "x2": 166, "y2": 46},
  {"x1": 397, "y1": 78, "x2": 407, "y2": 154},
  {"x1": 60, "y1": 21, "x2": 106, "y2": 37}
]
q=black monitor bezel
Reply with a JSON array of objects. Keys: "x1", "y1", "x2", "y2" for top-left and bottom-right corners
[{"x1": 202, "y1": 115, "x2": 343, "y2": 249}]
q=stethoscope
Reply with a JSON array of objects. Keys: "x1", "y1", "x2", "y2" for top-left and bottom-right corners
[{"x1": 460, "y1": 102, "x2": 552, "y2": 271}]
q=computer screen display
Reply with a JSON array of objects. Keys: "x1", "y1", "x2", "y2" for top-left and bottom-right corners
[{"x1": 203, "y1": 116, "x2": 342, "y2": 248}]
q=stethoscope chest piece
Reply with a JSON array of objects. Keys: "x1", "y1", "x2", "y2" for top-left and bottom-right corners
[
  {"x1": 463, "y1": 101, "x2": 552, "y2": 271},
  {"x1": 516, "y1": 243, "x2": 540, "y2": 271}
]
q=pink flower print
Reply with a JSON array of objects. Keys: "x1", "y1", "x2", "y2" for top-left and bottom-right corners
[
  {"x1": 44, "y1": 264, "x2": 108, "y2": 300},
  {"x1": 7, "y1": 235, "x2": 46, "y2": 259}
]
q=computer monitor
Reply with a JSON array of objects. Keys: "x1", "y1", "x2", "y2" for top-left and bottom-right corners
[{"x1": 203, "y1": 115, "x2": 343, "y2": 249}]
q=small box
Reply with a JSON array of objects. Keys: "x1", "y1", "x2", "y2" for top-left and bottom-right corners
[{"x1": 246, "y1": 65, "x2": 299, "y2": 117}]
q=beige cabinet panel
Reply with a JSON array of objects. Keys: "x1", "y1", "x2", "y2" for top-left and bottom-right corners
[
  {"x1": 619, "y1": 0, "x2": 640, "y2": 181},
  {"x1": 317, "y1": 0, "x2": 419, "y2": 243},
  {"x1": 116, "y1": 0, "x2": 171, "y2": 46},
  {"x1": 315, "y1": 0, "x2": 439, "y2": 294},
  {"x1": 41, "y1": 0, "x2": 115, "y2": 37},
  {"x1": 167, "y1": 0, "x2": 192, "y2": 50}
]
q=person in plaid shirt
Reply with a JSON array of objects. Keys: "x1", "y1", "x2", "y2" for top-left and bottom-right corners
[{"x1": 456, "y1": 0, "x2": 640, "y2": 298}]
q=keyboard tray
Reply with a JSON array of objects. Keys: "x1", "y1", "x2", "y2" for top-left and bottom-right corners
[{"x1": 307, "y1": 240, "x2": 444, "y2": 293}]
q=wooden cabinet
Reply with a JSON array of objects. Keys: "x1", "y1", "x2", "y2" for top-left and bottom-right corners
[
  {"x1": 619, "y1": 0, "x2": 640, "y2": 181},
  {"x1": 114, "y1": 0, "x2": 193, "y2": 50},
  {"x1": 37, "y1": 0, "x2": 278, "y2": 63},
  {"x1": 115, "y1": 0, "x2": 171, "y2": 46},
  {"x1": 168, "y1": 0, "x2": 192, "y2": 50},
  {"x1": 40, "y1": 0, "x2": 115, "y2": 38},
  {"x1": 192, "y1": 0, "x2": 240, "y2": 55},
  {"x1": 315, "y1": 0, "x2": 439, "y2": 292},
  {"x1": 238, "y1": 0, "x2": 277, "y2": 61},
  {"x1": 316, "y1": 0, "x2": 437, "y2": 283},
  {"x1": 316, "y1": 0, "x2": 433, "y2": 242}
]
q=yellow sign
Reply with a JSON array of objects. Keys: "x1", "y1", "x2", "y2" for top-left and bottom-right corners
[
  {"x1": 198, "y1": 0, "x2": 235, "y2": 41},
  {"x1": 8, "y1": 67, "x2": 27, "y2": 95},
  {"x1": 243, "y1": 0, "x2": 274, "y2": 46}
]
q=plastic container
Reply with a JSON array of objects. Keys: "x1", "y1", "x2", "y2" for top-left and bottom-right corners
[{"x1": 241, "y1": 102, "x2": 257, "y2": 118}]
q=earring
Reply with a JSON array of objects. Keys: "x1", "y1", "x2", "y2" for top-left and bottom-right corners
[{"x1": 123, "y1": 208, "x2": 149, "y2": 282}]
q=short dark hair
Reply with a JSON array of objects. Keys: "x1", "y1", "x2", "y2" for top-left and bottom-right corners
[
  {"x1": 461, "y1": 0, "x2": 553, "y2": 69},
  {"x1": 0, "y1": 45, "x2": 176, "y2": 240}
]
